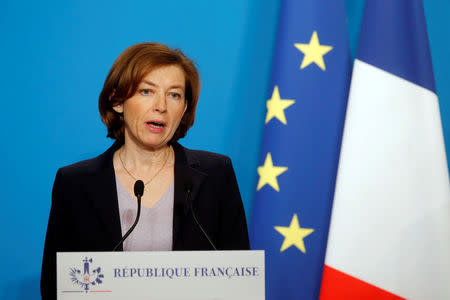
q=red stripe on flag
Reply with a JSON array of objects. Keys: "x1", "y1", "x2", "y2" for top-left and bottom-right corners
[{"x1": 320, "y1": 265, "x2": 405, "y2": 300}]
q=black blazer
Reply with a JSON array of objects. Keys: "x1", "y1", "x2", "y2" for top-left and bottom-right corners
[{"x1": 41, "y1": 141, "x2": 250, "y2": 299}]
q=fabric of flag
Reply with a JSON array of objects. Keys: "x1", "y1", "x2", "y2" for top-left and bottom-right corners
[
  {"x1": 320, "y1": 1, "x2": 450, "y2": 299},
  {"x1": 250, "y1": 0, "x2": 351, "y2": 299}
]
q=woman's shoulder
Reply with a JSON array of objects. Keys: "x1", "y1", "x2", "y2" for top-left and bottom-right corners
[
  {"x1": 57, "y1": 143, "x2": 117, "y2": 178},
  {"x1": 178, "y1": 144, "x2": 233, "y2": 172},
  {"x1": 185, "y1": 148, "x2": 231, "y2": 163},
  {"x1": 58, "y1": 156, "x2": 101, "y2": 175}
]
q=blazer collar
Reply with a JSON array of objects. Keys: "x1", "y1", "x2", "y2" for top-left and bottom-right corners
[
  {"x1": 88, "y1": 140, "x2": 123, "y2": 250},
  {"x1": 172, "y1": 142, "x2": 207, "y2": 249},
  {"x1": 89, "y1": 140, "x2": 207, "y2": 251}
]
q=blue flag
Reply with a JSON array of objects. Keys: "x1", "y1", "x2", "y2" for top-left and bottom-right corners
[{"x1": 250, "y1": 0, "x2": 351, "y2": 299}]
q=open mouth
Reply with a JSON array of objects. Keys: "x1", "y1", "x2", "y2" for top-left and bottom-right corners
[
  {"x1": 146, "y1": 121, "x2": 165, "y2": 128},
  {"x1": 145, "y1": 121, "x2": 167, "y2": 132}
]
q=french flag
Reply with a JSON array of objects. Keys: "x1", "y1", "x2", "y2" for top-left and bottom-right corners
[{"x1": 320, "y1": 1, "x2": 450, "y2": 299}]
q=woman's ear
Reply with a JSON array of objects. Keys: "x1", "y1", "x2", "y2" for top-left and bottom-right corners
[
  {"x1": 109, "y1": 89, "x2": 122, "y2": 113},
  {"x1": 112, "y1": 102, "x2": 124, "y2": 113}
]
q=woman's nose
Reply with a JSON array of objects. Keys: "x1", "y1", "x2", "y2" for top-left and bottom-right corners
[{"x1": 153, "y1": 92, "x2": 167, "y2": 112}]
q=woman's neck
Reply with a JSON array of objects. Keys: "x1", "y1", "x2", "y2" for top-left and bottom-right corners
[{"x1": 117, "y1": 142, "x2": 173, "y2": 176}]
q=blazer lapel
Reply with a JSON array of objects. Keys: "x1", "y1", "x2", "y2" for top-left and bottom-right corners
[
  {"x1": 88, "y1": 141, "x2": 124, "y2": 250},
  {"x1": 172, "y1": 142, "x2": 207, "y2": 250}
]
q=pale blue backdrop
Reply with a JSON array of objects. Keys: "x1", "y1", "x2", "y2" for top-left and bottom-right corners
[{"x1": 1, "y1": 0, "x2": 448, "y2": 298}]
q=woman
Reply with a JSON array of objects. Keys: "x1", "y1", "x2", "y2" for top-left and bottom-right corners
[{"x1": 41, "y1": 43, "x2": 249, "y2": 299}]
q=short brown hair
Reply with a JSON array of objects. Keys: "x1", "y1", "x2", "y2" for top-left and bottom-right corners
[{"x1": 98, "y1": 42, "x2": 200, "y2": 143}]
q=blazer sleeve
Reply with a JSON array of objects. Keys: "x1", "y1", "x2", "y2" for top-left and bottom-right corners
[
  {"x1": 41, "y1": 169, "x2": 73, "y2": 300},
  {"x1": 217, "y1": 157, "x2": 250, "y2": 250}
]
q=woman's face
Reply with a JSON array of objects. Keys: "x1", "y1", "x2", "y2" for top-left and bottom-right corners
[{"x1": 113, "y1": 65, "x2": 187, "y2": 151}]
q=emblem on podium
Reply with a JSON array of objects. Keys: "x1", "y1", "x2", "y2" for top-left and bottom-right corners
[{"x1": 69, "y1": 257, "x2": 104, "y2": 292}]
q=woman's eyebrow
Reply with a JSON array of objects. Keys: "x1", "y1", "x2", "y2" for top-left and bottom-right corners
[
  {"x1": 141, "y1": 80, "x2": 184, "y2": 91},
  {"x1": 168, "y1": 84, "x2": 185, "y2": 90},
  {"x1": 141, "y1": 80, "x2": 157, "y2": 87}
]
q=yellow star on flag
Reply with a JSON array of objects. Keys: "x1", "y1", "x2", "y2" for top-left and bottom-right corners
[
  {"x1": 274, "y1": 214, "x2": 314, "y2": 253},
  {"x1": 265, "y1": 86, "x2": 295, "y2": 125},
  {"x1": 294, "y1": 30, "x2": 333, "y2": 70},
  {"x1": 257, "y1": 153, "x2": 287, "y2": 192}
]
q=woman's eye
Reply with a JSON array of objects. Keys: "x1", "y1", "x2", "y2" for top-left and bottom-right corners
[
  {"x1": 169, "y1": 92, "x2": 182, "y2": 99},
  {"x1": 140, "y1": 89, "x2": 153, "y2": 95}
]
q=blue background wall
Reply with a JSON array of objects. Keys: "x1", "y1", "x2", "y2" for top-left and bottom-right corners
[{"x1": 1, "y1": 0, "x2": 448, "y2": 298}]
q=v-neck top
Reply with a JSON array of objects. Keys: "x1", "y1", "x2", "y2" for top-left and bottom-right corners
[{"x1": 115, "y1": 177, "x2": 174, "y2": 251}]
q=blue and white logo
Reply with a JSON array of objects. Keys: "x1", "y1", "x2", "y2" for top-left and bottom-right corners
[{"x1": 69, "y1": 257, "x2": 104, "y2": 292}]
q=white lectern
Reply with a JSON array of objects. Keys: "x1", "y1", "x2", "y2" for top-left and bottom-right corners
[{"x1": 57, "y1": 250, "x2": 264, "y2": 299}]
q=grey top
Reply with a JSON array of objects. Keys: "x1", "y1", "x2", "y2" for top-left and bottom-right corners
[{"x1": 115, "y1": 177, "x2": 174, "y2": 251}]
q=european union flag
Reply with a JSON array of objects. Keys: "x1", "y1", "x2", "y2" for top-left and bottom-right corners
[{"x1": 250, "y1": 0, "x2": 351, "y2": 299}]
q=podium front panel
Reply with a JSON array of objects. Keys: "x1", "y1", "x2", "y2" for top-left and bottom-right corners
[{"x1": 57, "y1": 250, "x2": 264, "y2": 300}]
